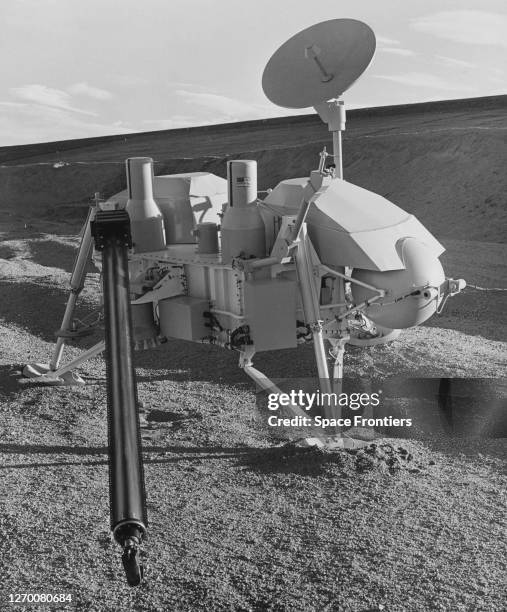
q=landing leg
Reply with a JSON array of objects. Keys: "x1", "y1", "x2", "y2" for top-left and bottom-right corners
[
  {"x1": 328, "y1": 335, "x2": 348, "y2": 384},
  {"x1": 239, "y1": 347, "x2": 327, "y2": 447},
  {"x1": 293, "y1": 225, "x2": 332, "y2": 395},
  {"x1": 51, "y1": 206, "x2": 96, "y2": 369},
  {"x1": 23, "y1": 205, "x2": 97, "y2": 384}
]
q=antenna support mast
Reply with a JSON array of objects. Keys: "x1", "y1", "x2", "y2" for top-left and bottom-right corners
[
  {"x1": 314, "y1": 99, "x2": 346, "y2": 178},
  {"x1": 262, "y1": 18, "x2": 375, "y2": 180}
]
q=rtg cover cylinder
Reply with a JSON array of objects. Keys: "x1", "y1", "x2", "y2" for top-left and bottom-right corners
[
  {"x1": 91, "y1": 209, "x2": 147, "y2": 586},
  {"x1": 125, "y1": 157, "x2": 166, "y2": 253},
  {"x1": 221, "y1": 160, "x2": 265, "y2": 263}
]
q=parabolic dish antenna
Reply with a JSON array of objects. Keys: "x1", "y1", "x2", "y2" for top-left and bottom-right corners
[{"x1": 262, "y1": 19, "x2": 376, "y2": 109}]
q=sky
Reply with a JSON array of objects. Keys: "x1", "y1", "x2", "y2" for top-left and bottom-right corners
[{"x1": 0, "y1": 0, "x2": 506, "y2": 145}]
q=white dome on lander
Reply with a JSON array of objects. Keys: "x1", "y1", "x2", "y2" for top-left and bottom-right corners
[{"x1": 262, "y1": 177, "x2": 444, "y2": 272}]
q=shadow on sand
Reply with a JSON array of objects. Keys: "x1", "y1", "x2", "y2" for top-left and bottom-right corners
[
  {"x1": 28, "y1": 238, "x2": 79, "y2": 273},
  {"x1": 0, "y1": 279, "x2": 100, "y2": 343},
  {"x1": 0, "y1": 442, "x2": 261, "y2": 470}
]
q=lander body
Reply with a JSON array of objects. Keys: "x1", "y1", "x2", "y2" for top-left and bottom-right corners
[{"x1": 23, "y1": 19, "x2": 465, "y2": 586}]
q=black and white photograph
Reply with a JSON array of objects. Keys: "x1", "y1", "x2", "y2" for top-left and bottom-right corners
[{"x1": 0, "y1": 1, "x2": 505, "y2": 610}]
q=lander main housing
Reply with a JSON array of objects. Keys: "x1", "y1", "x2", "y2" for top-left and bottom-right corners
[
  {"x1": 23, "y1": 19, "x2": 465, "y2": 586},
  {"x1": 26, "y1": 18, "x2": 464, "y2": 389}
]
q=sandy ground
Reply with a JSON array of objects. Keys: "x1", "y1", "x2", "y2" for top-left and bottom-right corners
[
  {"x1": 0, "y1": 100, "x2": 506, "y2": 611},
  {"x1": 0, "y1": 224, "x2": 505, "y2": 612}
]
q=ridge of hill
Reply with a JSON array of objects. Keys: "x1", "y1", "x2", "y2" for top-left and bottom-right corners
[{"x1": 0, "y1": 95, "x2": 505, "y2": 242}]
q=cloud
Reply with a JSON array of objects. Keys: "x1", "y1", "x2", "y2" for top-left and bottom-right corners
[
  {"x1": 112, "y1": 74, "x2": 150, "y2": 88},
  {"x1": 487, "y1": 66, "x2": 505, "y2": 84},
  {"x1": 376, "y1": 36, "x2": 400, "y2": 46},
  {"x1": 376, "y1": 35, "x2": 415, "y2": 57},
  {"x1": 380, "y1": 47, "x2": 416, "y2": 57},
  {"x1": 9, "y1": 84, "x2": 96, "y2": 116},
  {"x1": 374, "y1": 72, "x2": 472, "y2": 92},
  {"x1": 68, "y1": 82, "x2": 113, "y2": 100},
  {"x1": 175, "y1": 90, "x2": 269, "y2": 119},
  {"x1": 167, "y1": 81, "x2": 205, "y2": 90},
  {"x1": 434, "y1": 55, "x2": 476, "y2": 69},
  {"x1": 173, "y1": 89, "x2": 311, "y2": 124},
  {"x1": 410, "y1": 11, "x2": 507, "y2": 48},
  {"x1": 0, "y1": 101, "x2": 132, "y2": 146},
  {"x1": 0, "y1": 101, "x2": 28, "y2": 109}
]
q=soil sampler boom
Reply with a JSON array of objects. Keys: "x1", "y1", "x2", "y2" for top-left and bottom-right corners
[
  {"x1": 23, "y1": 19, "x2": 465, "y2": 586},
  {"x1": 90, "y1": 209, "x2": 147, "y2": 586}
]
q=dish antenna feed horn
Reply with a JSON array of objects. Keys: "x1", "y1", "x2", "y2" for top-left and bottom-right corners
[{"x1": 262, "y1": 18, "x2": 376, "y2": 178}]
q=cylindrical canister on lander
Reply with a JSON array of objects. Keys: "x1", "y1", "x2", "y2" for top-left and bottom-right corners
[
  {"x1": 125, "y1": 157, "x2": 166, "y2": 253},
  {"x1": 220, "y1": 160, "x2": 266, "y2": 263},
  {"x1": 195, "y1": 222, "x2": 219, "y2": 254}
]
